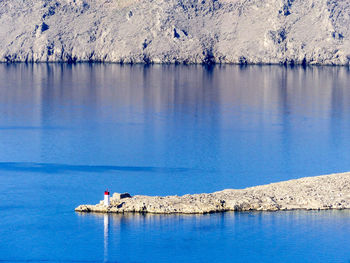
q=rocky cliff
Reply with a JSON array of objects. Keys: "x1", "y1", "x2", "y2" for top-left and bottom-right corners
[
  {"x1": 75, "y1": 172, "x2": 350, "y2": 214},
  {"x1": 1, "y1": 0, "x2": 350, "y2": 64}
]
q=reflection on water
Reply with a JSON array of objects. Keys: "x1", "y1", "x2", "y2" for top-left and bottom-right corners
[
  {"x1": 0, "y1": 162, "x2": 193, "y2": 173},
  {"x1": 1, "y1": 64, "x2": 350, "y2": 193},
  {"x1": 104, "y1": 214, "x2": 109, "y2": 262},
  {"x1": 78, "y1": 210, "x2": 350, "y2": 263}
]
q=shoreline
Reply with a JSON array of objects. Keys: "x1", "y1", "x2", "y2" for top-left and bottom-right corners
[
  {"x1": 1, "y1": 61, "x2": 350, "y2": 67},
  {"x1": 75, "y1": 172, "x2": 350, "y2": 214}
]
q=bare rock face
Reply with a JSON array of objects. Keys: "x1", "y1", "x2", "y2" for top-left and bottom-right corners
[
  {"x1": 75, "y1": 172, "x2": 350, "y2": 214},
  {"x1": 1, "y1": 0, "x2": 350, "y2": 65}
]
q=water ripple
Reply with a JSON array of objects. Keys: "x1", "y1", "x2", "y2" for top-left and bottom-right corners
[{"x1": 0, "y1": 162, "x2": 193, "y2": 174}]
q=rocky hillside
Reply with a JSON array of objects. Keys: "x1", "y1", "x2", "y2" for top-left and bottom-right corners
[{"x1": 1, "y1": 0, "x2": 350, "y2": 64}]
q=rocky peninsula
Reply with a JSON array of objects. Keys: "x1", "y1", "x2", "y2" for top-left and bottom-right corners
[
  {"x1": 75, "y1": 172, "x2": 350, "y2": 214},
  {"x1": 1, "y1": 0, "x2": 350, "y2": 65}
]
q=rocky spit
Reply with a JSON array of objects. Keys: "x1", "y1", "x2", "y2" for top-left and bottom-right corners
[
  {"x1": 75, "y1": 172, "x2": 350, "y2": 214},
  {"x1": 1, "y1": 0, "x2": 350, "y2": 65}
]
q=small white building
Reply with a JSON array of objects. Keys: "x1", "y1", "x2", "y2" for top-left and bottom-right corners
[{"x1": 104, "y1": 189, "x2": 110, "y2": 206}]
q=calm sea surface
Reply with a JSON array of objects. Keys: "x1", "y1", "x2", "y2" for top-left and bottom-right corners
[{"x1": 0, "y1": 64, "x2": 350, "y2": 262}]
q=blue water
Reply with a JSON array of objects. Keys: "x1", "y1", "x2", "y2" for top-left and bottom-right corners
[{"x1": 1, "y1": 64, "x2": 350, "y2": 262}]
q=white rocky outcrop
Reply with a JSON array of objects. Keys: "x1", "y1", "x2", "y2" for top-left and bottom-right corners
[
  {"x1": 1, "y1": 0, "x2": 350, "y2": 64},
  {"x1": 75, "y1": 172, "x2": 350, "y2": 214}
]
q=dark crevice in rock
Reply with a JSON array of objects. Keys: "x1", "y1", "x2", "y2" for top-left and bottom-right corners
[
  {"x1": 88, "y1": 51, "x2": 95, "y2": 62},
  {"x1": 142, "y1": 39, "x2": 151, "y2": 50},
  {"x1": 65, "y1": 54, "x2": 77, "y2": 64},
  {"x1": 42, "y1": 1, "x2": 60, "y2": 19},
  {"x1": 302, "y1": 57, "x2": 307, "y2": 67},
  {"x1": 143, "y1": 54, "x2": 152, "y2": 64},
  {"x1": 269, "y1": 28, "x2": 287, "y2": 44},
  {"x1": 332, "y1": 32, "x2": 344, "y2": 40},
  {"x1": 239, "y1": 56, "x2": 247, "y2": 65},
  {"x1": 47, "y1": 42, "x2": 54, "y2": 56},
  {"x1": 174, "y1": 28, "x2": 180, "y2": 38},
  {"x1": 41, "y1": 22, "x2": 49, "y2": 33},
  {"x1": 203, "y1": 49, "x2": 215, "y2": 64},
  {"x1": 279, "y1": 0, "x2": 295, "y2": 16}
]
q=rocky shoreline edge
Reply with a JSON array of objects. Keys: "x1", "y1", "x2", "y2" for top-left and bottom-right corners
[{"x1": 75, "y1": 172, "x2": 350, "y2": 214}]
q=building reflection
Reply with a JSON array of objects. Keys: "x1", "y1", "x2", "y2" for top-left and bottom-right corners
[
  {"x1": 104, "y1": 214, "x2": 109, "y2": 262},
  {"x1": 77, "y1": 209, "x2": 350, "y2": 262}
]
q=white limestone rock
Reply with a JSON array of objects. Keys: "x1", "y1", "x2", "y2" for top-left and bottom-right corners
[
  {"x1": 75, "y1": 172, "x2": 350, "y2": 214},
  {"x1": 1, "y1": 0, "x2": 350, "y2": 65}
]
